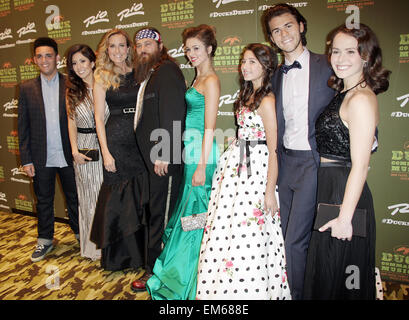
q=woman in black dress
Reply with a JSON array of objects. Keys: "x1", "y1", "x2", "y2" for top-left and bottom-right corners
[
  {"x1": 90, "y1": 29, "x2": 148, "y2": 271},
  {"x1": 303, "y1": 24, "x2": 390, "y2": 299}
]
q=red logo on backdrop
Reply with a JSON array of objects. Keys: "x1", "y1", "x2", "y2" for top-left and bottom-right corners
[
  {"x1": 404, "y1": 141, "x2": 409, "y2": 150},
  {"x1": 394, "y1": 245, "x2": 409, "y2": 255},
  {"x1": 54, "y1": 15, "x2": 64, "y2": 23},
  {"x1": 24, "y1": 58, "x2": 33, "y2": 65},
  {"x1": 10, "y1": 130, "x2": 18, "y2": 137},
  {"x1": 3, "y1": 62, "x2": 11, "y2": 68},
  {"x1": 223, "y1": 36, "x2": 240, "y2": 46},
  {"x1": 18, "y1": 194, "x2": 27, "y2": 201}
]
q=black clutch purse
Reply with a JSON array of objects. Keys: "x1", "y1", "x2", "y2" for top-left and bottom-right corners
[
  {"x1": 78, "y1": 148, "x2": 99, "y2": 161},
  {"x1": 313, "y1": 203, "x2": 367, "y2": 237}
]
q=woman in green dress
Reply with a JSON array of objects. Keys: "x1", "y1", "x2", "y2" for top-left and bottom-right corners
[{"x1": 146, "y1": 24, "x2": 220, "y2": 300}]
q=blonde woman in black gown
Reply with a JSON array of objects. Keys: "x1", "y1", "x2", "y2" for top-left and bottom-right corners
[{"x1": 90, "y1": 29, "x2": 148, "y2": 271}]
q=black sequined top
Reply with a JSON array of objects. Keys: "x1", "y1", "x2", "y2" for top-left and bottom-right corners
[{"x1": 315, "y1": 90, "x2": 378, "y2": 162}]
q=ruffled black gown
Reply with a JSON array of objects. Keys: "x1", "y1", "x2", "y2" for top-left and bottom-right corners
[{"x1": 90, "y1": 71, "x2": 148, "y2": 271}]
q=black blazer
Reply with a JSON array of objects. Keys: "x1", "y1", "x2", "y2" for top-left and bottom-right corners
[
  {"x1": 18, "y1": 72, "x2": 73, "y2": 168},
  {"x1": 135, "y1": 60, "x2": 187, "y2": 176},
  {"x1": 271, "y1": 51, "x2": 335, "y2": 167}
]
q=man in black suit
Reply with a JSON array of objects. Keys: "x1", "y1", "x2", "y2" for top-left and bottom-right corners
[
  {"x1": 18, "y1": 37, "x2": 79, "y2": 262},
  {"x1": 131, "y1": 28, "x2": 186, "y2": 292},
  {"x1": 263, "y1": 4, "x2": 335, "y2": 299}
]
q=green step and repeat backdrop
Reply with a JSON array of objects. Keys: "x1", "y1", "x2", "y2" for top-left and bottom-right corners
[{"x1": 0, "y1": 0, "x2": 408, "y2": 284}]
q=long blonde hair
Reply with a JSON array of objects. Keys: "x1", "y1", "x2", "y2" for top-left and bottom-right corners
[{"x1": 94, "y1": 29, "x2": 134, "y2": 90}]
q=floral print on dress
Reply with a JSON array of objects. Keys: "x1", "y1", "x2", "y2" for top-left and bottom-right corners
[
  {"x1": 236, "y1": 107, "x2": 266, "y2": 141},
  {"x1": 241, "y1": 200, "x2": 266, "y2": 230},
  {"x1": 223, "y1": 259, "x2": 234, "y2": 278}
]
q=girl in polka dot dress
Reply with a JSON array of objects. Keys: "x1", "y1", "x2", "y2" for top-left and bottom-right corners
[{"x1": 196, "y1": 44, "x2": 291, "y2": 300}]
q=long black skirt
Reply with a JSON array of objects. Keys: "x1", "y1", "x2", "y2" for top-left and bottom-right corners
[
  {"x1": 303, "y1": 163, "x2": 376, "y2": 300},
  {"x1": 90, "y1": 172, "x2": 149, "y2": 271}
]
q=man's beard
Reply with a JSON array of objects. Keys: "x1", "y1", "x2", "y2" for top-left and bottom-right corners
[{"x1": 134, "y1": 51, "x2": 161, "y2": 83}]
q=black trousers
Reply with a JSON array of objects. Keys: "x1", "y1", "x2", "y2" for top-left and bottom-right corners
[
  {"x1": 277, "y1": 149, "x2": 318, "y2": 300},
  {"x1": 146, "y1": 171, "x2": 183, "y2": 273},
  {"x1": 32, "y1": 166, "x2": 79, "y2": 240}
]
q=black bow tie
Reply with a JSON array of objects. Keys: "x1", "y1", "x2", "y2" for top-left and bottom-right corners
[{"x1": 280, "y1": 60, "x2": 302, "y2": 74}]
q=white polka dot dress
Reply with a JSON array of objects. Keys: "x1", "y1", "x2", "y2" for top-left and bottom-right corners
[{"x1": 196, "y1": 107, "x2": 291, "y2": 300}]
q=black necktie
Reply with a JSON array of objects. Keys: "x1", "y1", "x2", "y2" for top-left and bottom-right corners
[{"x1": 280, "y1": 60, "x2": 302, "y2": 74}]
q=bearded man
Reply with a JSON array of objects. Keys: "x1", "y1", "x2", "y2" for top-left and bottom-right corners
[{"x1": 131, "y1": 28, "x2": 186, "y2": 292}]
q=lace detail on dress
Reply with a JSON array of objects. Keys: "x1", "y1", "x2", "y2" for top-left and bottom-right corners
[
  {"x1": 315, "y1": 92, "x2": 350, "y2": 161},
  {"x1": 315, "y1": 91, "x2": 378, "y2": 161}
]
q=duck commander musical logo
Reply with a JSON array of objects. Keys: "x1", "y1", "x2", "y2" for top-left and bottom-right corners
[
  {"x1": 400, "y1": 34, "x2": 409, "y2": 64},
  {"x1": 14, "y1": 194, "x2": 33, "y2": 212},
  {"x1": 0, "y1": 62, "x2": 17, "y2": 87},
  {"x1": 14, "y1": 0, "x2": 35, "y2": 11},
  {"x1": 0, "y1": 0, "x2": 11, "y2": 17},
  {"x1": 7, "y1": 130, "x2": 19, "y2": 155},
  {"x1": 391, "y1": 142, "x2": 409, "y2": 181},
  {"x1": 45, "y1": 5, "x2": 72, "y2": 44},
  {"x1": 214, "y1": 36, "x2": 245, "y2": 73},
  {"x1": 19, "y1": 57, "x2": 39, "y2": 81},
  {"x1": 381, "y1": 245, "x2": 409, "y2": 283},
  {"x1": 160, "y1": 0, "x2": 194, "y2": 29}
]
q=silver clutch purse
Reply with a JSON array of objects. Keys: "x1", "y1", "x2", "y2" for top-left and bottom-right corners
[{"x1": 181, "y1": 212, "x2": 207, "y2": 232}]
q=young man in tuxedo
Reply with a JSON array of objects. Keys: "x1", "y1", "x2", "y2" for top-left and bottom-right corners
[
  {"x1": 263, "y1": 4, "x2": 335, "y2": 299},
  {"x1": 18, "y1": 37, "x2": 79, "y2": 262}
]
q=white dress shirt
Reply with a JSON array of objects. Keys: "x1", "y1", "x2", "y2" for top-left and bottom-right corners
[{"x1": 282, "y1": 48, "x2": 311, "y2": 150}]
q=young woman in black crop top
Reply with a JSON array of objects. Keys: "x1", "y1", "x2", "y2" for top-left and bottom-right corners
[{"x1": 304, "y1": 23, "x2": 390, "y2": 300}]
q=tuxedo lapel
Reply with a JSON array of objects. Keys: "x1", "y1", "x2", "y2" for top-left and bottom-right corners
[
  {"x1": 275, "y1": 70, "x2": 284, "y2": 117},
  {"x1": 308, "y1": 52, "x2": 320, "y2": 123},
  {"x1": 274, "y1": 70, "x2": 285, "y2": 148}
]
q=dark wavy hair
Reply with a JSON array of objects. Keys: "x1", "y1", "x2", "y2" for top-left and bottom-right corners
[
  {"x1": 262, "y1": 3, "x2": 307, "y2": 47},
  {"x1": 66, "y1": 44, "x2": 96, "y2": 119},
  {"x1": 328, "y1": 23, "x2": 391, "y2": 95},
  {"x1": 234, "y1": 43, "x2": 277, "y2": 113},
  {"x1": 182, "y1": 24, "x2": 217, "y2": 57}
]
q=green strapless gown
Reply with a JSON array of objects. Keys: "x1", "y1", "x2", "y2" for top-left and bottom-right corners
[{"x1": 146, "y1": 87, "x2": 219, "y2": 300}]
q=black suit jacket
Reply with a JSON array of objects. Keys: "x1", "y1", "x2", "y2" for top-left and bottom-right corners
[
  {"x1": 18, "y1": 72, "x2": 73, "y2": 168},
  {"x1": 272, "y1": 51, "x2": 335, "y2": 169},
  {"x1": 135, "y1": 60, "x2": 187, "y2": 176}
]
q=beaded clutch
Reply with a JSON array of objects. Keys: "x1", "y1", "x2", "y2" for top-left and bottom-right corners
[
  {"x1": 181, "y1": 212, "x2": 207, "y2": 232},
  {"x1": 180, "y1": 187, "x2": 208, "y2": 232}
]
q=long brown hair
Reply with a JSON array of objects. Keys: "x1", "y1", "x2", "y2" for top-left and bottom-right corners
[
  {"x1": 234, "y1": 43, "x2": 277, "y2": 114},
  {"x1": 328, "y1": 23, "x2": 391, "y2": 94},
  {"x1": 66, "y1": 44, "x2": 96, "y2": 119}
]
